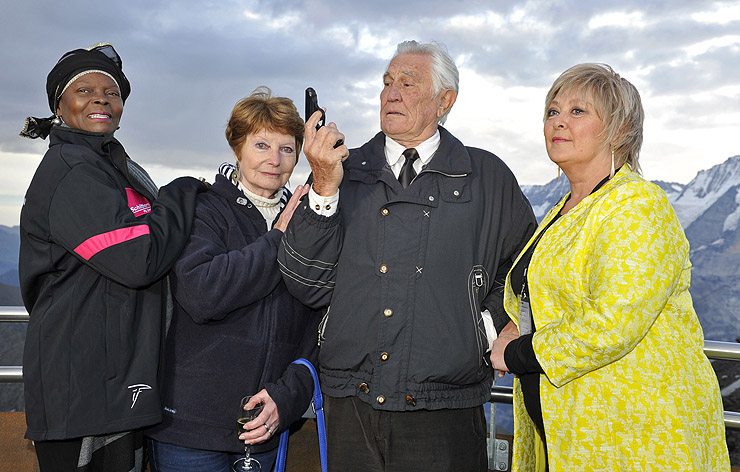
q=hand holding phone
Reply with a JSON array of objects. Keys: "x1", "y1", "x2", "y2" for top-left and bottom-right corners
[{"x1": 305, "y1": 87, "x2": 344, "y2": 148}]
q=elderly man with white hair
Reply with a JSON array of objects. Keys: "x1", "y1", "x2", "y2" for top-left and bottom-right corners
[{"x1": 279, "y1": 40, "x2": 536, "y2": 471}]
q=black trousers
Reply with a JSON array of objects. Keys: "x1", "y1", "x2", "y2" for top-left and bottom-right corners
[
  {"x1": 34, "y1": 432, "x2": 143, "y2": 472},
  {"x1": 324, "y1": 396, "x2": 488, "y2": 472},
  {"x1": 35, "y1": 438, "x2": 83, "y2": 472}
]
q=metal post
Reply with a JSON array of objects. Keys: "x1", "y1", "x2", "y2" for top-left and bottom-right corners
[{"x1": 487, "y1": 372, "x2": 510, "y2": 471}]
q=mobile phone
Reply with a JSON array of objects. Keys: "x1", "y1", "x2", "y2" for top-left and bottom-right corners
[
  {"x1": 305, "y1": 87, "x2": 325, "y2": 130},
  {"x1": 305, "y1": 87, "x2": 344, "y2": 148}
]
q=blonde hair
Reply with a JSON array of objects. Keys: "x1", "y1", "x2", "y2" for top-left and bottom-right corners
[
  {"x1": 544, "y1": 63, "x2": 644, "y2": 174},
  {"x1": 226, "y1": 86, "x2": 304, "y2": 157}
]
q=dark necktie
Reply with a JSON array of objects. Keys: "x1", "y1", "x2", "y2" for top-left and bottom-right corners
[{"x1": 398, "y1": 148, "x2": 419, "y2": 188}]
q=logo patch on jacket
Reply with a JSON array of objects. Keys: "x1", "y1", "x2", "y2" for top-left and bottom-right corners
[
  {"x1": 128, "y1": 384, "x2": 152, "y2": 409},
  {"x1": 126, "y1": 188, "x2": 152, "y2": 217}
]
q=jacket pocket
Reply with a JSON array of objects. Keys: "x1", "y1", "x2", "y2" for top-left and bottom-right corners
[
  {"x1": 467, "y1": 265, "x2": 489, "y2": 361},
  {"x1": 104, "y1": 282, "x2": 131, "y2": 380}
]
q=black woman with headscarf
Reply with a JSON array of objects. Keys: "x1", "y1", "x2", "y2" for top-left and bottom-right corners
[{"x1": 19, "y1": 42, "x2": 207, "y2": 472}]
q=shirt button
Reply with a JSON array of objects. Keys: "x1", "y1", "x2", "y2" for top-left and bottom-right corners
[
  {"x1": 376, "y1": 395, "x2": 386, "y2": 405},
  {"x1": 406, "y1": 395, "x2": 416, "y2": 406},
  {"x1": 381, "y1": 208, "x2": 389, "y2": 216},
  {"x1": 453, "y1": 190, "x2": 460, "y2": 197},
  {"x1": 428, "y1": 196, "x2": 435, "y2": 202},
  {"x1": 383, "y1": 308, "x2": 393, "y2": 317},
  {"x1": 359, "y1": 382, "x2": 370, "y2": 394},
  {"x1": 379, "y1": 264, "x2": 388, "y2": 274},
  {"x1": 380, "y1": 352, "x2": 389, "y2": 361}
]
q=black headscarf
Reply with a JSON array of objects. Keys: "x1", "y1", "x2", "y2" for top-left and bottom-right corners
[{"x1": 20, "y1": 43, "x2": 130, "y2": 139}]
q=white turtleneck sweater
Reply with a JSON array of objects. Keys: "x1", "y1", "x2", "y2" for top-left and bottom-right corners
[{"x1": 237, "y1": 181, "x2": 283, "y2": 228}]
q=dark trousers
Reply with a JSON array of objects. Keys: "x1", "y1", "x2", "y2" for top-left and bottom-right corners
[
  {"x1": 324, "y1": 396, "x2": 488, "y2": 472},
  {"x1": 35, "y1": 432, "x2": 142, "y2": 472},
  {"x1": 35, "y1": 438, "x2": 83, "y2": 472}
]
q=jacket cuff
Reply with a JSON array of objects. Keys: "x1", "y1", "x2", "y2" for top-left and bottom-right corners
[
  {"x1": 308, "y1": 186, "x2": 339, "y2": 216},
  {"x1": 504, "y1": 333, "x2": 544, "y2": 375},
  {"x1": 263, "y1": 364, "x2": 314, "y2": 432},
  {"x1": 297, "y1": 197, "x2": 341, "y2": 229}
]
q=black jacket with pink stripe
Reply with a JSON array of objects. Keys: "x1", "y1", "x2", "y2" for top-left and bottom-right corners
[{"x1": 19, "y1": 126, "x2": 205, "y2": 441}]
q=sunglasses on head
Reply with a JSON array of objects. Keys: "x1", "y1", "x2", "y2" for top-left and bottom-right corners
[
  {"x1": 87, "y1": 42, "x2": 123, "y2": 69},
  {"x1": 57, "y1": 42, "x2": 123, "y2": 69}
]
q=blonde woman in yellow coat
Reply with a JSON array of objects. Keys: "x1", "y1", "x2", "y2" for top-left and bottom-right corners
[{"x1": 490, "y1": 63, "x2": 730, "y2": 471}]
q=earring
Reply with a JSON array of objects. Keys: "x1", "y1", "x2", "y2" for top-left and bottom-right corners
[
  {"x1": 610, "y1": 148, "x2": 616, "y2": 179},
  {"x1": 232, "y1": 160, "x2": 240, "y2": 185},
  {"x1": 52, "y1": 116, "x2": 62, "y2": 125},
  {"x1": 557, "y1": 166, "x2": 561, "y2": 182}
]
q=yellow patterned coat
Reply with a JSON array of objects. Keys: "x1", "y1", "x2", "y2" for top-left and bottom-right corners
[{"x1": 504, "y1": 167, "x2": 730, "y2": 471}]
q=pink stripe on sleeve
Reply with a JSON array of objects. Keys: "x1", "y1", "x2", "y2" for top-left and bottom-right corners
[{"x1": 74, "y1": 225, "x2": 151, "y2": 261}]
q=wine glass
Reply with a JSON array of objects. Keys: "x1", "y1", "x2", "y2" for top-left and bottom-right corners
[{"x1": 232, "y1": 395, "x2": 264, "y2": 472}]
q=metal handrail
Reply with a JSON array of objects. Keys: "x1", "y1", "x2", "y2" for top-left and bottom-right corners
[
  {"x1": 0, "y1": 306, "x2": 28, "y2": 322},
  {"x1": 1, "y1": 307, "x2": 26, "y2": 383},
  {"x1": 490, "y1": 385, "x2": 740, "y2": 430},
  {"x1": 2, "y1": 306, "x2": 740, "y2": 429},
  {"x1": 491, "y1": 341, "x2": 740, "y2": 431},
  {"x1": 705, "y1": 340, "x2": 740, "y2": 360},
  {"x1": 0, "y1": 366, "x2": 22, "y2": 382}
]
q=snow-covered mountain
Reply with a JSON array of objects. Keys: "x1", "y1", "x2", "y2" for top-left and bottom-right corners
[
  {"x1": 521, "y1": 155, "x2": 740, "y2": 342},
  {"x1": 522, "y1": 156, "x2": 740, "y2": 230},
  {"x1": 520, "y1": 176, "x2": 571, "y2": 221},
  {"x1": 652, "y1": 180, "x2": 686, "y2": 202},
  {"x1": 672, "y1": 155, "x2": 740, "y2": 229}
]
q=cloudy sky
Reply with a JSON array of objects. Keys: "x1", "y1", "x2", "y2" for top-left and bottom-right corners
[{"x1": 1, "y1": 0, "x2": 739, "y2": 227}]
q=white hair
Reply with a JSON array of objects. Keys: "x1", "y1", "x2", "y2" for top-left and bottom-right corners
[{"x1": 389, "y1": 40, "x2": 459, "y2": 124}]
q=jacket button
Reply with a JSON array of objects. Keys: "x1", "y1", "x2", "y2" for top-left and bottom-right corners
[
  {"x1": 383, "y1": 308, "x2": 393, "y2": 317},
  {"x1": 359, "y1": 382, "x2": 370, "y2": 394},
  {"x1": 379, "y1": 264, "x2": 388, "y2": 273},
  {"x1": 380, "y1": 352, "x2": 389, "y2": 361},
  {"x1": 376, "y1": 395, "x2": 386, "y2": 405},
  {"x1": 406, "y1": 395, "x2": 416, "y2": 406},
  {"x1": 381, "y1": 208, "x2": 389, "y2": 216}
]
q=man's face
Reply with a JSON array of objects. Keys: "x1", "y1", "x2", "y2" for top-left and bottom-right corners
[{"x1": 380, "y1": 53, "x2": 443, "y2": 148}]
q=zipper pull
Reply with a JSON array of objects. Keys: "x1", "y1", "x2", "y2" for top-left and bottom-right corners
[{"x1": 474, "y1": 271, "x2": 483, "y2": 287}]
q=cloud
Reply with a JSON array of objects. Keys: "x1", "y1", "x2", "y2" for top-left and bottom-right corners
[{"x1": 0, "y1": 0, "x2": 738, "y2": 225}]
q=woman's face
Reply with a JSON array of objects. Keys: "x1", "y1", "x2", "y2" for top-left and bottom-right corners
[
  {"x1": 236, "y1": 128, "x2": 298, "y2": 198},
  {"x1": 56, "y1": 73, "x2": 123, "y2": 134},
  {"x1": 544, "y1": 89, "x2": 610, "y2": 171}
]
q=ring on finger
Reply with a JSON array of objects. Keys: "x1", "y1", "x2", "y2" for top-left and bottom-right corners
[{"x1": 264, "y1": 423, "x2": 273, "y2": 435}]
